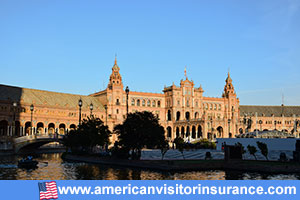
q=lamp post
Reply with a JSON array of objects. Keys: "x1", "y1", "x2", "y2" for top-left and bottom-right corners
[
  {"x1": 90, "y1": 103, "x2": 93, "y2": 117},
  {"x1": 274, "y1": 120, "x2": 277, "y2": 130},
  {"x1": 12, "y1": 102, "x2": 17, "y2": 137},
  {"x1": 30, "y1": 104, "x2": 34, "y2": 136},
  {"x1": 104, "y1": 105, "x2": 108, "y2": 126},
  {"x1": 228, "y1": 119, "x2": 231, "y2": 138},
  {"x1": 78, "y1": 99, "x2": 82, "y2": 125},
  {"x1": 125, "y1": 86, "x2": 129, "y2": 117}
]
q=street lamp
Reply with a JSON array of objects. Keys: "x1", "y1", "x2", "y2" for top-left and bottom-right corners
[
  {"x1": 30, "y1": 104, "x2": 34, "y2": 136},
  {"x1": 125, "y1": 86, "x2": 129, "y2": 117},
  {"x1": 228, "y1": 119, "x2": 231, "y2": 138},
  {"x1": 90, "y1": 103, "x2": 93, "y2": 117},
  {"x1": 274, "y1": 120, "x2": 277, "y2": 130},
  {"x1": 104, "y1": 105, "x2": 108, "y2": 125},
  {"x1": 12, "y1": 102, "x2": 17, "y2": 137},
  {"x1": 78, "y1": 99, "x2": 82, "y2": 125}
]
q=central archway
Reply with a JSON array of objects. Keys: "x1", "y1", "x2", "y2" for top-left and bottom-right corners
[{"x1": 217, "y1": 126, "x2": 223, "y2": 138}]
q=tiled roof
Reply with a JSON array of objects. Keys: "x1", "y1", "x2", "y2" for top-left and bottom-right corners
[
  {"x1": 240, "y1": 105, "x2": 300, "y2": 117},
  {"x1": 0, "y1": 84, "x2": 104, "y2": 111}
]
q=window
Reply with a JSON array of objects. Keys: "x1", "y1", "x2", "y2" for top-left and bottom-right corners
[
  {"x1": 152, "y1": 101, "x2": 156, "y2": 107},
  {"x1": 142, "y1": 100, "x2": 145, "y2": 106},
  {"x1": 157, "y1": 101, "x2": 161, "y2": 107},
  {"x1": 137, "y1": 99, "x2": 140, "y2": 106},
  {"x1": 176, "y1": 111, "x2": 180, "y2": 121},
  {"x1": 167, "y1": 110, "x2": 171, "y2": 121},
  {"x1": 214, "y1": 104, "x2": 217, "y2": 110},
  {"x1": 210, "y1": 104, "x2": 212, "y2": 110},
  {"x1": 195, "y1": 101, "x2": 198, "y2": 107},
  {"x1": 218, "y1": 104, "x2": 221, "y2": 110},
  {"x1": 116, "y1": 109, "x2": 119, "y2": 114},
  {"x1": 186, "y1": 100, "x2": 190, "y2": 107},
  {"x1": 186, "y1": 112, "x2": 190, "y2": 120},
  {"x1": 131, "y1": 99, "x2": 135, "y2": 106},
  {"x1": 116, "y1": 99, "x2": 120, "y2": 105},
  {"x1": 177, "y1": 100, "x2": 180, "y2": 106}
]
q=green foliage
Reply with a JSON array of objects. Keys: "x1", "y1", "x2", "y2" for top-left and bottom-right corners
[
  {"x1": 257, "y1": 141, "x2": 269, "y2": 161},
  {"x1": 235, "y1": 142, "x2": 246, "y2": 155},
  {"x1": 235, "y1": 142, "x2": 246, "y2": 159},
  {"x1": 247, "y1": 145, "x2": 257, "y2": 160},
  {"x1": 64, "y1": 116, "x2": 111, "y2": 154},
  {"x1": 114, "y1": 111, "x2": 167, "y2": 160}
]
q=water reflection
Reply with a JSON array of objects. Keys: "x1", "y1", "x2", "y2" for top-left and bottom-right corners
[{"x1": 0, "y1": 153, "x2": 300, "y2": 180}]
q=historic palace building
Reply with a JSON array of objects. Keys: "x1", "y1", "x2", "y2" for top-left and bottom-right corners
[{"x1": 1, "y1": 58, "x2": 300, "y2": 143}]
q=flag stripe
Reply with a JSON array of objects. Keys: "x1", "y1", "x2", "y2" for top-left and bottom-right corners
[{"x1": 39, "y1": 181, "x2": 58, "y2": 200}]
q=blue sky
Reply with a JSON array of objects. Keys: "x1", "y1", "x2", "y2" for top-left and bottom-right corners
[{"x1": 0, "y1": 0, "x2": 299, "y2": 105}]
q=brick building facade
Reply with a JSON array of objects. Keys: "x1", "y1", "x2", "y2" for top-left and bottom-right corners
[{"x1": 0, "y1": 58, "x2": 299, "y2": 143}]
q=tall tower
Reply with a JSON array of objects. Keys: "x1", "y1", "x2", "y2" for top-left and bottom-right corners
[
  {"x1": 222, "y1": 71, "x2": 239, "y2": 137},
  {"x1": 107, "y1": 56, "x2": 123, "y2": 90},
  {"x1": 222, "y1": 71, "x2": 235, "y2": 98}
]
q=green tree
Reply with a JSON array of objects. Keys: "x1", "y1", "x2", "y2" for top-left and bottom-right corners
[
  {"x1": 247, "y1": 145, "x2": 257, "y2": 160},
  {"x1": 235, "y1": 142, "x2": 246, "y2": 159},
  {"x1": 114, "y1": 111, "x2": 167, "y2": 160},
  {"x1": 64, "y1": 116, "x2": 111, "y2": 154},
  {"x1": 257, "y1": 141, "x2": 269, "y2": 161},
  {"x1": 174, "y1": 137, "x2": 185, "y2": 160}
]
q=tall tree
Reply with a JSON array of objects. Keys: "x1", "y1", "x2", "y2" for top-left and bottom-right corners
[
  {"x1": 114, "y1": 111, "x2": 167, "y2": 160},
  {"x1": 247, "y1": 145, "x2": 257, "y2": 160},
  {"x1": 64, "y1": 116, "x2": 111, "y2": 154},
  {"x1": 256, "y1": 141, "x2": 269, "y2": 161}
]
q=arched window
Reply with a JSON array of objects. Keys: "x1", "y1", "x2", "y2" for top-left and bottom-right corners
[
  {"x1": 176, "y1": 127, "x2": 180, "y2": 138},
  {"x1": 239, "y1": 128, "x2": 243, "y2": 134},
  {"x1": 197, "y1": 125, "x2": 202, "y2": 138},
  {"x1": 147, "y1": 100, "x2": 151, "y2": 107},
  {"x1": 192, "y1": 126, "x2": 196, "y2": 138},
  {"x1": 167, "y1": 126, "x2": 172, "y2": 138},
  {"x1": 181, "y1": 126, "x2": 185, "y2": 138},
  {"x1": 157, "y1": 101, "x2": 161, "y2": 107},
  {"x1": 186, "y1": 100, "x2": 190, "y2": 107},
  {"x1": 186, "y1": 126, "x2": 190, "y2": 137},
  {"x1": 218, "y1": 104, "x2": 221, "y2": 110},
  {"x1": 167, "y1": 110, "x2": 171, "y2": 121},
  {"x1": 131, "y1": 99, "x2": 135, "y2": 106},
  {"x1": 176, "y1": 111, "x2": 180, "y2": 121},
  {"x1": 185, "y1": 112, "x2": 190, "y2": 120},
  {"x1": 194, "y1": 112, "x2": 199, "y2": 119},
  {"x1": 137, "y1": 99, "x2": 140, "y2": 106},
  {"x1": 152, "y1": 101, "x2": 156, "y2": 107},
  {"x1": 214, "y1": 104, "x2": 217, "y2": 110},
  {"x1": 142, "y1": 100, "x2": 145, "y2": 106}
]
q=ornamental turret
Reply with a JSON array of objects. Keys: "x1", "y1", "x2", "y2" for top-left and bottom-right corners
[{"x1": 107, "y1": 56, "x2": 123, "y2": 90}]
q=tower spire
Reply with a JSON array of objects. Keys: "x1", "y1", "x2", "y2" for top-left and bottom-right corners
[
  {"x1": 184, "y1": 66, "x2": 187, "y2": 79},
  {"x1": 114, "y1": 54, "x2": 117, "y2": 65}
]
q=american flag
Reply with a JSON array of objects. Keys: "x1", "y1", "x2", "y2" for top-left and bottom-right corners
[{"x1": 38, "y1": 181, "x2": 58, "y2": 200}]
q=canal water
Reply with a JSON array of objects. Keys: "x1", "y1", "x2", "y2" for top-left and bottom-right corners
[{"x1": 1, "y1": 153, "x2": 300, "y2": 180}]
